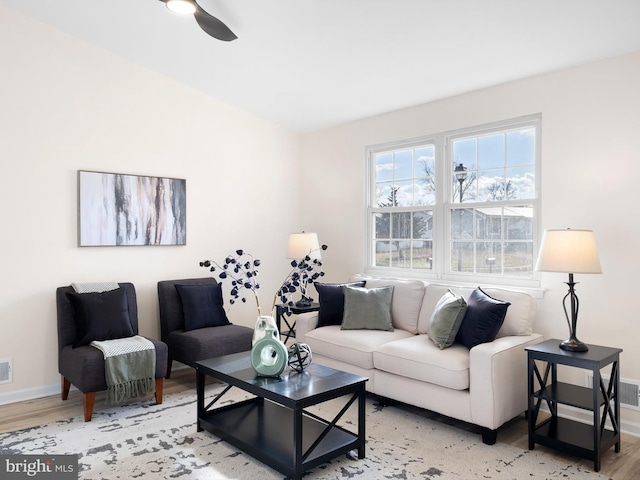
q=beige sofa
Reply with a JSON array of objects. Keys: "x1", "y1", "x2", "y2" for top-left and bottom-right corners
[{"x1": 295, "y1": 274, "x2": 544, "y2": 444}]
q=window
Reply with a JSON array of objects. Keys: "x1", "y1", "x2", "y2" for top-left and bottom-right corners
[{"x1": 367, "y1": 115, "x2": 540, "y2": 286}]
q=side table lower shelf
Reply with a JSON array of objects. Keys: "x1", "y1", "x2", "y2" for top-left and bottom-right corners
[
  {"x1": 531, "y1": 416, "x2": 618, "y2": 461},
  {"x1": 198, "y1": 398, "x2": 359, "y2": 477}
]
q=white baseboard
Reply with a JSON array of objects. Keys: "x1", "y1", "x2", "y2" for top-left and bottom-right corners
[
  {"x1": 0, "y1": 383, "x2": 62, "y2": 406},
  {"x1": 543, "y1": 404, "x2": 640, "y2": 438},
  {"x1": 0, "y1": 363, "x2": 191, "y2": 407}
]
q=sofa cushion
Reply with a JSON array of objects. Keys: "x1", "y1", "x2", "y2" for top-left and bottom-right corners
[
  {"x1": 427, "y1": 290, "x2": 467, "y2": 349},
  {"x1": 315, "y1": 281, "x2": 366, "y2": 327},
  {"x1": 456, "y1": 288, "x2": 509, "y2": 349},
  {"x1": 66, "y1": 288, "x2": 135, "y2": 348},
  {"x1": 304, "y1": 325, "x2": 414, "y2": 370},
  {"x1": 175, "y1": 282, "x2": 230, "y2": 331},
  {"x1": 350, "y1": 275, "x2": 426, "y2": 333},
  {"x1": 374, "y1": 335, "x2": 470, "y2": 390},
  {"x1": 341, "y1": 285, "x2": 394, "y2": 331}
]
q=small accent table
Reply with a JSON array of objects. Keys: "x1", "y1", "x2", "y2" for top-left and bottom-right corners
[
  {"x1": 526, "y1": 339, "x2": 622, "y2": 472},
  {"x1": 196, "y1": 352, "x2": 367, "y2": 480},
  {"x1": 275, "y1": 302, "x2": 320, "y2": 343}
]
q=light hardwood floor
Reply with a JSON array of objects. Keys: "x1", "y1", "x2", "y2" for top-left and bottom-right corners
[{"x1": 1, "y1": 369, "x2": 638, "y2": 479}]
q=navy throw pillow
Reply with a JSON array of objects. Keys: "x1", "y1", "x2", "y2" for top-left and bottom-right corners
[
  {"x1": 315, "y1": 281, "x2": 366, "y2": 327},
  {"x1": 66, "y1": 288, "x2": 135, "y2": 348},
  {"x1": 175, "y1": 283, "x2": 230, "y2": 331},
  {"x1": 456, "y1": 287, "x2": 510, "y2": 350}
]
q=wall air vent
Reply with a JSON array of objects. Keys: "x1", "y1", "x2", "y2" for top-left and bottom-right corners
[
  {"x1": 586, "y1": 373, "x2": 640, "y2": 410},
  {"x1": 0, "y1": 358, "x2": 12, "y2": 384}
]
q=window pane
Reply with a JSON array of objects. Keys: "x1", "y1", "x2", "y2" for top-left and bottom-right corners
[
  {"x1": 504, "y1": 241, "x2": 533, "y2": 275},
  {"x1": 506, "y1": 128, "x2": 535, "y2": 166},
  {"x1": 453, "y1": 138, "x2": 476, "y2": 167},
  {"x1": 391, "y1": 212, "x2": 412, "y2": 239},
  {"x1": 476, "y1": 209, "x2": 502, "y2": 240},
  {"x1": 412, "y1": 239, "x2": 433, "y2": 270},
  {"x1": 478, "y1": 133, "x2": 504, "y2": 170},
  {"x1": 413, "y1": 211, "x2": 432, "y2": 239},
  {"x1": 395, "y1": 180, "x2": 414, "y2": 207},
  {"x1": 415, "y1": 146, "x2": 435, "y2": 179},
  {"x1": 375, "y1": 182, "x2": 393, "y2": 206},
  {"x1": 375, "y1": 212, "x2": 390, "y2": 239},
  {"x1": 394, "y1": 150, "x2": 413, "y2": 180},
  {"x1": 476, "y1": 242, "x2": 501, "y2": 274},
  {"x1": 375, "y1": 153, "x2": 394, "y2": 182},
  {"x1": 395, "y1": 240, "x2": 411, "y2": 268},
  {"x1": 477, "y1": 170, "x2": 504, "y2": 202},
  {"x1": 375, "y1": 241, "x2": 391, "y2": 267},
  {"x1": 451, "y1": 208, "x2": 473, "y2": 240},
  {"x1": 451, "y1": 241, "x2": 473, "y2": 272},
  {"x1": 506, "y1": 165, "x2": 535, "y2": 200},
  {"x1": 504, "y1": 207, "x2": 533, "y2": 240}
]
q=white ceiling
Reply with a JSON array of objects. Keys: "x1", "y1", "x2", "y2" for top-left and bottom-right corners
[{"x1": 3, "y1": 0, "x2": 640, "y2": 132}]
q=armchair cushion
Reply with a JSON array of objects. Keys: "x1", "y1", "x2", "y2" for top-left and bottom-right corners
[
  {"x1": 66, "y1": 288, "x2": 135, "y2": 348},
  {"x1": 175, "y1": 283, "x2": 230, "y2": 331}
]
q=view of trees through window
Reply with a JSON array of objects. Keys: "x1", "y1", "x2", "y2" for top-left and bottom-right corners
[{"x1": 369, "y1": 116, "x2": 539, "y2": 280}]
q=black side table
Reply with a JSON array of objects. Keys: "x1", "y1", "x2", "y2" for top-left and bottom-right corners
[
  {"x1": 275, "y1": 302, "x2": 320, "y2": 344},
  {"x1": 526, "y1": 339, "x2": 622, "y2": 472}
]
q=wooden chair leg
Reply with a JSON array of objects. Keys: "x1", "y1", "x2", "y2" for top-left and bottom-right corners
[
  {"x1": 61, "y1": 376, "x2": 71, "y2": 401},
  {"x1": 83, "y1": 392, "x2": 96, "y2": 422},
  {"x1": 155, "y1": 377, "x2": 164, "y2": 405}
]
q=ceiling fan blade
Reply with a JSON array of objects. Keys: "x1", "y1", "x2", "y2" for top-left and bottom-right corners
[{"x1": 193, "y1": 2, "x2": 237, "y2": 41}]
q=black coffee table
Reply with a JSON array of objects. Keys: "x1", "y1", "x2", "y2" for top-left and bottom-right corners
[{"x1": 195, "y1": 352, "x2": 367, "y2": 480}]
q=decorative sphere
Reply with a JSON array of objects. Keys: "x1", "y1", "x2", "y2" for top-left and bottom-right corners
[{"x1": 287, "y1": 343, "x2": 312, "y2": 372}]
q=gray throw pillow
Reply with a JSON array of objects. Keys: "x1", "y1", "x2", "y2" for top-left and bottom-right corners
[
  {"x1": 341, "y1": 285, "x2": 394, "y2": 331},
  {"x1": 427, "y1": 290, "x2": 467, "y2": 349}
]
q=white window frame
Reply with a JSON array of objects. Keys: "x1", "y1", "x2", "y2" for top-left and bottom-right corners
[{"x1": 365, "y1": 114, "x2": 541, "y2": 289}]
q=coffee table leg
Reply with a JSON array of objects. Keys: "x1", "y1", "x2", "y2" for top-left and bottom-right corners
[
  {"x1": 196, "y1": 367, "x2": 204, "y2": 432},
  {"x1": 358, "y1": 387, "x2": 366, "y2": 459},
  {"x1": 293, "y1": 404, "x2": 303, "y2": 480}
]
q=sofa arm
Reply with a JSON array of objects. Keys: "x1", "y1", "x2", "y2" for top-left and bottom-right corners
[
  {"x1": 294, "y1": 312, "x2": 319, "y2": 341},
  {"x1": 469, "y1": 333, "x2": 544, "y2": 430}
]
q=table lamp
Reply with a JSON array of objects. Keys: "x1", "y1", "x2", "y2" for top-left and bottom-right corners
[
  {"x1": 535, "y1": 228, "x2": 602, "y2": 352},
  {"x1": 286, "y1": 232, "x2": 321, "y2": 307}
]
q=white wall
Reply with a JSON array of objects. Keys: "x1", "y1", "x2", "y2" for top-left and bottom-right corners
[
  {"x1": 0, "y1": 7, "x2": 300, "y2": 402},
  {"x1": 300, "y1": 51, "x2": 640, "y2": 429}
]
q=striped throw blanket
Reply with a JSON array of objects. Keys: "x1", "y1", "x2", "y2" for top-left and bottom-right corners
[{"x1": 91, "y1": 336, "x2": 156, "y2": 405}]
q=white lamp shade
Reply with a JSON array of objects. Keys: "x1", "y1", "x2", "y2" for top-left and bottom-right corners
[
  {"x1": 535, "y1": 229, "x2": 602, "y2": 274},
  {"x1": 287, "y1": 232, "x2": 321, "y2": 260}
]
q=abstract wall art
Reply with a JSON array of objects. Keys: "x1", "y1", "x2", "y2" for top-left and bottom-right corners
[{"x1": 78, "y1": 170, "x2": 186, "y2": 246}]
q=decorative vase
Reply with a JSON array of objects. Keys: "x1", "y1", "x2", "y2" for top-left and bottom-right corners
[
  {"x1": 250, "y1": 326, "x2": 288, "y2": 377},
  {"x1": 252, "y1": 315, "x2": 279, "y2": 346},
  {"x1": 287, "y1": 343, "x2": 312, "y2": 372}
]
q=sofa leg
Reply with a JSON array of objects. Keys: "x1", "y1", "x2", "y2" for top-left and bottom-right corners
[
  {"x1": 155, "y1": 378, "x2": 164, "y2": 405},
  {"x1": 61, "y1": 376, "x2": 71, "y2": 401},
  {"x1": 481, "y1": 428, "x2": 497, "y2": 445},
  {"x1": 83, "y1": 392, "x2": 96, "y2": 422}
]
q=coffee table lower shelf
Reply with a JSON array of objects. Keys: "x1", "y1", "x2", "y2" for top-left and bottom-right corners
[{"x1": 198, "y1": 397, "x2": 360, "y2": 478}]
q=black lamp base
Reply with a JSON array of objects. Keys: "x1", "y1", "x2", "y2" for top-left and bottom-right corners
[
  {"x1": 559, "y1": 337, "x2": 589, "y2": 352},
  {"x1": 294, "y1": 298, "x2": 312, "y2": 308}
]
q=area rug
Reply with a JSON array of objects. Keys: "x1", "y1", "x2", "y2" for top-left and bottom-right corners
[{"x1": 0, "y1": 384, "x2": 610, "y2": 480}]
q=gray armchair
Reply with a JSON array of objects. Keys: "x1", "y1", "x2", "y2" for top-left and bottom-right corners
[
  {"x1": 157, "y1": 277, "x2": 254, "y2": 378},
  {"x1": 56, "y1": 283, "x2": 168, "y2": 421}
]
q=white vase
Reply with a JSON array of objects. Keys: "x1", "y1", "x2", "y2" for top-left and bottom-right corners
[{"x1": 252, "y1": 315, "x2": 279, "y2": 346}]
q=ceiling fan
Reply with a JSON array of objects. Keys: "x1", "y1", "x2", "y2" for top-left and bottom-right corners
[{"x1": 160, "y1": 0, "x2": 237, "y2": 42}]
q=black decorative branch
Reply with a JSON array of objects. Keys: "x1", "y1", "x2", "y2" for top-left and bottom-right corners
[
  {"x1": 275, "y1": 244, "x2": 328, "y2": 316},
  {"x1": 200, "y1": 250, "x2": 263, "y2": 315}
]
